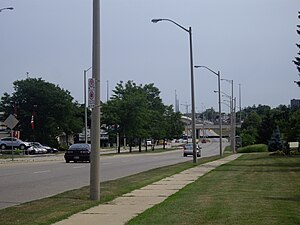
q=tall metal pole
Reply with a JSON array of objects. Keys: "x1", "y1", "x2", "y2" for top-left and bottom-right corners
[
  {"x1": 217, "y1": 72, "x2": 223, "y2": 157},
  {"x1": 231, "y1": 80, "x2": 235, "y2": 153},
  {"x1": 0, "y1": 7, "x2": 13, "y2": 12},
  {"x1": 106, "y1": 80, "x2": 109, "y2": 102},
  {"x1": 90, "y1": 0, "x2": 100, "y2": 201},
  {"x1": 239, "y1": 83, "x2": 242, "y2": 124},
  {"x1": 84, "y1": 67, "x2": 92, "y2": 144},
  {"x1": 188, "y1": 27, "x2": 197, "y2": 163},
  {"x1": 233, "y1": 97, "x2": 236, "y2": 152},
  {"x1": 194, "y1": 66, "x2": 222, "y2": 157},
  {"x1": 151, "y1": 19, "x2": 196, "y2": 163},
  {"x1": 84, "y1": 70, "x2": 87, "y2": 143}
]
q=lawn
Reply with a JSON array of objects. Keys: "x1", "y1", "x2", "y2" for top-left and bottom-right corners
[{"x1": 127, "y1": 153, "x2": 300, "y2": 225}]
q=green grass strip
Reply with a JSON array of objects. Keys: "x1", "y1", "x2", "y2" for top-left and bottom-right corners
[{"x1": 127, "y1": 153, "x2": 300, "y2": 225}]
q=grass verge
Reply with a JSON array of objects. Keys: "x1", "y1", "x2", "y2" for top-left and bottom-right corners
[
  {"x1": 126, "y1": 153, "x2": 300, "y2": 225},
  {"x1": 237, "y1": 144, "x2": 268, "y2": 153},
  {"x1": 0, "y1": 155, "x2": 221, "y2": 225}
]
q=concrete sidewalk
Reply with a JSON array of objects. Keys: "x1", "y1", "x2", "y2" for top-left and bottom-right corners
[{"x1": 53, "y1": 154, "x2": 241, "y2": 225}]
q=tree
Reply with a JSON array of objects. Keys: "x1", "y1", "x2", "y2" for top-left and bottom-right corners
[
  {"x1": 101, "y1": 81, "x2": 184, "y2": 152},
  {"x1": 240, "y1": 111, "x2": 262, "y2": 146},
  {"x1": 101, "y1": 81, "x2": 149, "y2": 152},
  {"x1": 293, "y1": 11, "x2": 300, "y2": 86},
  {"x1": 0, "y1": 78, "x2": 83, "y2": 146},
  {"x1": 268, "y1": 126, "x2": 284, "y2": 152}
]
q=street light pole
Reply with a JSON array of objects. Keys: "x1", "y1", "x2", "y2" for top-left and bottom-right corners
[
  {"x1": 222, "y1": 78, "x2": 235, "y2": 153},
  {"x1": 0, "y1": 7, "x2": 13, "y2": 12},
  {"x1": 152, "y1": 18, "x2": 197, "y2": 163},
  {"x1": 195, "y1": 66, "x2": 223, "y2": 157},
  {"x1": 239, "y1": 83, "x2": 242, "y2": 124},
  {"x1": 90, "y1": 0, "x2": 100, "y2": 201},
  {"x1": 84, "y1": 67, "x2": 92, "y2": 144}
]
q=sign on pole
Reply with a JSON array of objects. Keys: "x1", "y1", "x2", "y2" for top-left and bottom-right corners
[
  {"x1": 4, "y1": 114, "x2": 19, "y2": 129},
  {"x1": 4, "y1": 114, "x2": 19, "y2": 161},
  {"x1": 88, "y1": 78, "x2": 96, "y2": 108}
]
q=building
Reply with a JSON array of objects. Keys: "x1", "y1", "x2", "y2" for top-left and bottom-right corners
[{"x1": 291, "y1": 99, "x2": 300, "y2": 109}]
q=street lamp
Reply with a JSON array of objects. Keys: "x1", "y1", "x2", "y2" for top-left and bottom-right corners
[
  {"x1": 84, "y1": 66, "x2": 92, "y2": 144},
  {"x1": 152, "y1": 18, "x2": 197, "y2": 163},
  {"x1": 221, "y1": 78, "x2": 235, "y2": 153},
  {"x1": 195, "y1": 65, "x2": 222, "y2": 157},
  {"x1": 0, "y1": 7, "x2": 13, "y2": 12}
]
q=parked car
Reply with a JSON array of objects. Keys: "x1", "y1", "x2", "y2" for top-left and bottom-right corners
[
  {"x1": 0, "y1": 137, "x2": 31, "y2": 150},
  {"x1": 27, "y1": 142, "x2": 48, "y2": 154},
  {"x1": 42, "y1": 144, "x2": 58, "y2": 153},
  {"x1": 183, "y1": 143, "x2": 201, "y2": 157},
  {"x1": 64, "y1": 143, "x2": 91, "y2": 163}
]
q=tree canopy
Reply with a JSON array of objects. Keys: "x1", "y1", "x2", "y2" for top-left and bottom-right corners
[
  {"x1": 293, "y1": 11, "x2": 300, "y2": 86},
  {"x1": 0, "y1": 78, "x2": 83, "y2": 146},
  {"x1": 101, "y1": 81, "x2": 184, "y2": 150},
  {"x1": 239, "y1": 104, "x2": 300, "y2": 150}
]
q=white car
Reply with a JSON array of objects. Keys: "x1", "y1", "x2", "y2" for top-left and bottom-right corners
[
  {"x1": 27, "y1": 142, "x2": 47, "y2": 154},
  {"x1": 0, "y1": 137, "x2": 31, "y2": 150}
]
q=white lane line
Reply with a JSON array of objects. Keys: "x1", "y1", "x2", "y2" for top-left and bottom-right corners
[
  {"x1": 33, "y1": 170, "x2": 51, "y2": 174},
  {"x1": 73, "y1": 166, "x2": 86, "y2": 169}
]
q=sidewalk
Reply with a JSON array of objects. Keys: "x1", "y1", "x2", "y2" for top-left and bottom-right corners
[{"x1": 53, "y1": 154, "x2": 241, "y2": 225}]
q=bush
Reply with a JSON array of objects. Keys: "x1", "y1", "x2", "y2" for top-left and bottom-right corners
[{"x1": 237, "y1": 144, "x2": 268, "y2": 153}]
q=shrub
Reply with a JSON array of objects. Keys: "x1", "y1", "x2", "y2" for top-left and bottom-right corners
[{"x1": 237, "y1": 144, "x2": 268, "y2": 153}]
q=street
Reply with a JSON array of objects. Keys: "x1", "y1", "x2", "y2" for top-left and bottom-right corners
[{"x1": 0, "y1": 140, "x2": 225, "y2": 209}]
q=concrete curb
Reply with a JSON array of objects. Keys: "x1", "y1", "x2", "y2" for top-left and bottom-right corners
[{"x1": 53, "y1": 154, "x2": 241, "y2": 225}]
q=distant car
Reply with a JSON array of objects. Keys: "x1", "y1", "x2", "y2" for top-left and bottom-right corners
[
  {"x1": 0, "y1": 137, "x2": 31, "y2": 150},
  {"x1": 183, "y1": 143, "x2": 201, "y2": 157},
  {"x1": 27, "y1": 142, "x2": 47, "y2": 154},
  {"x1": 41, "y1": 144, "x2": 58, "y2": 153},
  {"x1": 64, "y1": 143, "x2": 91, "y2": 163},
  {"x1": 201, "y1": 139, "x2": 207, "y2": 143}
]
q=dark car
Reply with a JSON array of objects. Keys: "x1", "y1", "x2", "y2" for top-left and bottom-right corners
[
  {"x1": 64, "y1": 143, "x2": 91, "y2": 163},
  {"x1": 183, "y1": 143, "x2": 201, "y2": 157}
]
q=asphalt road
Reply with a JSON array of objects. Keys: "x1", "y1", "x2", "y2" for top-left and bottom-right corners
[{"x1": 0, "y1": 140, "x2": 226, "y2": 209}]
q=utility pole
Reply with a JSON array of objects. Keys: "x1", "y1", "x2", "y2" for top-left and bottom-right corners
[
  {"x1": 90, "y1": 0, "x2": 100, "y2": 201},
  {"x1": 239, "y1": 83, "x2": 242, "y2": 124},
  {"x1": 181, "y1": 103, "x2": 190, "y2": 114}
]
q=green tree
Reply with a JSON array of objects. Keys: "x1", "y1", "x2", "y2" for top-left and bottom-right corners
[
  {"x1": 240, "y1": 111, "x2": 262, "y2": 146},
  {"x1": 268, "y1": 126, "x2": 284, "y2": 152},
  {"x1": 0, "y1": 78, "x2": 83, "y2": 146},
  {"x1": 101, "y1": 81, "x2": 184, "y2": 152},
  {"x1": 101, "y1": 81, "x2": 149, "y2": 152},
  {"x1": 286, "y1": 109, "x2": 300, "y2": 142},
  {"x1": 293, "y1": 11, "x2": 300, "y2": 86}
]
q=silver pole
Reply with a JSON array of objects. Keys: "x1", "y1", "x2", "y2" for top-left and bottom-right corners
[
  {"x1": 84, "y1": 67, "x2": 92, "y2": 144},
  {"x1": 84, "y1": 70, "x2": 87, "y2": 144},
  {"x1": 90, "y1": 0, "x2": 100, "y2": 201},
  {"x1": 188, "y1": 27, "x2": 197, "y2": 163},
  {"x1": 231, "y1": 80, "x2": 235, "y2": 153},
  {"x1": 217, "y1": 72, "x2": 223, "y2": 157},
  {"x1": 239, "y1": 83, "x2": 242, "y2": 124}
]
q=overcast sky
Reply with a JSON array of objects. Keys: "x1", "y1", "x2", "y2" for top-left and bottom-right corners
[{"x1": 1, "y1": 0, "x2": 299, "y2": 113}]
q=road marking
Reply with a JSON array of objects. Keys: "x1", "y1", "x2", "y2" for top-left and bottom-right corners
[
  {"x1": 33, "y1": 170, "x2": 51, "y2": 174},
  {"x1": 73, "y1": 166, "x2": 86, "y2": 169}
]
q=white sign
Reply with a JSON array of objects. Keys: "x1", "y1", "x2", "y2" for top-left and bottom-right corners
[
  {"x1": 289, "y1": 142, "x2": 299, "y2": 149},
  {"x1": 4, "y1": 114, "x2": 19, "y2": 129},
  {"x1": 88, "y1": 78, "x2": 96, "y2": 108}
]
